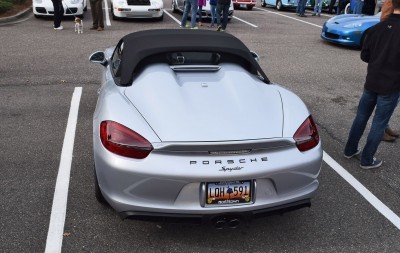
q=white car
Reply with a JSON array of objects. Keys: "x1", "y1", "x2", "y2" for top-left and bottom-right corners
[
  {"x1": 111, "y1": 0, "x2": 164, "y2": 20},
  {"x1": 33, "y1": 0, "x2": 87, "y2": 18}
]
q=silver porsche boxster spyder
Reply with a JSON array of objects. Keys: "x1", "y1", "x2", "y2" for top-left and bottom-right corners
[{"x1": 89, "y1": 29, "x2": 322, "y2": 228}]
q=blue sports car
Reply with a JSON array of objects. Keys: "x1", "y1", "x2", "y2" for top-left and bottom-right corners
[{"x1": 321, "y1": 12, "x2": 380, "y2": 47}]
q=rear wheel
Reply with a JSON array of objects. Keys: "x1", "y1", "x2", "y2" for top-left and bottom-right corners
[
  {"x1": 344, "y1": 2, "x2": 351, "y2": 13},
  {"x1": 276, "y1": 0, "x2": 283, "y2": 10}
]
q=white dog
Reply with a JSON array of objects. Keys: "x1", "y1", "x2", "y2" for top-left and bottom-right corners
[{"x1": 74, "y1": 17, "x2": 83, "y2": 34}]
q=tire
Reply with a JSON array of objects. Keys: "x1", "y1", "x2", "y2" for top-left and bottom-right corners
[
  {"x1": 111, "y1": 5, "x2": 121, "y2": 20},
  {"x1": 261, "y1": 0, "x2": 266, "y2": 7},
  {"x1": 172, "y1": 0, "x2": 178, "y2": 13},
  {"x1": 344, "y1": 2, "x2": 350, "y2": 13},
  {"x1": 94, "y1": 165, "x2": 108, "y2": 205},
  {"x1": 276, "y1": 0, "x2": 283, "y2": 10},
  {"x1": 158, "y1": 13, "x2": 164, "y2": 21}
]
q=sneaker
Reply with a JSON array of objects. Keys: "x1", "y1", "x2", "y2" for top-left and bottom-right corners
[
  {"x1": 299, "y1": 14, "x2": 307, "y2": 17},
  {"x1": 317, "y1": 13, "x2": 321, "y2": 17},
  {"x1": 360, "y1": 158, "x2": 383, "y2": 169},
  {"x1": 217, "y1": 25, "x2": 222, "y2": 31},
  {"x1": 344, "y1": 149, "x2": 361, "y2": 159},
  {"x1": 198, "y1": 22, "x2": 203, "y2": 26},
  {"x1": 54, "y1": 26, "x2": 63, "y2": 30},
  {"x1": 385, "y1": 127, "x2": 400, "y2": 137},
  {"x1": 97, "y1": 27, "x2": 104, "y2": 31},
  {"x1": 89, "y1": 27, "x2": 98, "y2": 30},
  {"x1": 191, "y1": 26, "x2": 199, "y2": 29}
]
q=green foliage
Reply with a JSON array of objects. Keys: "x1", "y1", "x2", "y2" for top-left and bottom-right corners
[
  {"x1": 0, "y1": 0, "x2": 13, "y2": 13},
  {"x1": 0, "y1": 0, "x2": 27, "y2": 14}
]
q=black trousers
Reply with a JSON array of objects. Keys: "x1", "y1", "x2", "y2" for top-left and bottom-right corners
[{"x1": 51, "y1": 0, "x2": 64, "y2": 28}]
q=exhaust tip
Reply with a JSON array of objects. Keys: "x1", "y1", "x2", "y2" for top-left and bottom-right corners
[{"x1": 212, "y1": 216, "x2": 242, "y2": 229}]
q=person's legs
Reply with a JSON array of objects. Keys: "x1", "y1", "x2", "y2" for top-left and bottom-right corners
[
  {"x1": 190, "y1": 0, "x2": 199, "y2": 28},
  {"x1": 344, "y1": 89, "x2": 377, "y2": 157},
  {"x1": 210, "y1": 4, "x2": 216, "y2": 26},
  {"x1": 52, "y1": 0, "x2": 63, "y2": 28},
  {"x1": 96, "y1": 0, "x2": 104, "y2": 29},
  {"x1": 216, "y1": 4, "x2": 222, "y2": 27},
  {"x1": 181, "y1": 1, "x2": 192, "y2": 26},
  {"x1": 90, "y1": 0, "x2": 99, "y2": 28},
  {"x1": 198, "y1": 5, "x2": 203, "y2": 25},
  {"x1": 221, "y1": 4, "x2": 229, "y2": 30},
  {"x1": 360, "y1": 92, "x2": 400, "y2": 166}
]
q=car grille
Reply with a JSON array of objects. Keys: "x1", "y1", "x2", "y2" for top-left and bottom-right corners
[
  {"x1": 127, "y1": 0, "x2": 150, "y2": 5},
  {"x1": 325, "y1": 32, "x2": 340, "y2": 39}
]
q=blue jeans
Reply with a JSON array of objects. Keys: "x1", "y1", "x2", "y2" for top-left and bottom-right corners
[
  {"x1": 344, "y1": 89, "x2": 400, "y2": 166},
  {"x1": 313, "y1": 0, "x2": 323, "y2": 14},
  {"x1": 297, "y1": 0, "x2": 306, "y2": 15},
  {"x1": 354, "y1": 0, "x2": 363, "y2": 14},
  {"x1": 216, "y1": 3, "x2": 230, "y2": 30},
  {"x1": 210, "y1": 4, "x2": 217, "y2": 25},
  {"x1": 181, "y1": 0, "x2": 198, "y2": 28}
]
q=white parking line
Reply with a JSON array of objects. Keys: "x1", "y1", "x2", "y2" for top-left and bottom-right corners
[
  {"x1": 164, "y1": 10, "x2": 181, "y2": 25},
  {"x1": 45, "y1": 87, "x2": 82, "y2": 253},
  {"x1": 104, "y1": 0, "x2": 111, "y2": 26},
  {"x1": 233, "y1": 16, "x2": 258, "y2": 27},
  {"x1": 254, "y1": 7, "x2": 323, "y2": 28},
  {"x1": 323, "y1": 151, "x2": 400, "y2": 230}
]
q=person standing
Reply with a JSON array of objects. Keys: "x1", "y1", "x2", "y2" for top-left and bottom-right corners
[
  {"x1": 344, "y1": 0, "x2": 400, "y2": 169},
  {"x1": 312, "y1": 0, "x2": 323, "y2": 16},
  {"x1": 208, "y1": 0, "x2": 218, "y2": 27},
  {"x1": 328, "y1": 0, "x2": 336, "y2": 14},
  {"x1": 51, "y1": 0, "x2": 64, "y2": 30},
  {"x1": 90, "y1": 0, "x2": 104, "y2": 31},
  {"x1": 197, "y1": 0, "x2": 206, "y2": 26},
  {"x1": 354, "y1": 0, "x2": 364, "y2": 14},
  {"x1": 181, "y1": 0, "x2": 199, "y2": 29},
  {"x1": 297, "y1": 0, "x2": 307, "y2": 17},
  {"x1": 216, "y1": 0, "x2": 231, "y2": 31}
]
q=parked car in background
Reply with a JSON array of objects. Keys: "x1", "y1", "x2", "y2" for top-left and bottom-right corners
[
  {"x1": 321, "y1": 12, "x2": 380, "y2": 47},
  {"x1": 33, "y1": 0, "x2": 87, "y2": 18},
  {"x1": 111, "y1": 0, "x2": 164, "y2": 20},
  {"x1": 89, "y1": 29, "x2": 322, "y2": 228},
  {"x1": 172, "y1": 0, "x2": 234, "y2": 20},
  {"x1": 232, "y1": 0, "x2": 257, "y2": 10},
  {"x1": 260, "y1": 0, "x2": 297, "y2": 11},
  {"x1": 307, "y1": 0, "x2": 339, "y2": 12}
]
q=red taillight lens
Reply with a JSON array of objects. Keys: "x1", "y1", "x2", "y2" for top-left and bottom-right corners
[
  {"x1": 293, "y1": 116, "x2": 320, "y2": 152},
  {"x1": 100, "y1": 121, "x2": 153, "y2": 159}
]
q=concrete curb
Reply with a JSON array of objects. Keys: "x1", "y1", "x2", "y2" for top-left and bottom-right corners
[{"x1": 0, "y1": 6, "x2": 32, "y2": 24}]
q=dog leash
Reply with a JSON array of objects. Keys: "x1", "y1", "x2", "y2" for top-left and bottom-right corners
[{"x1": 61, "y1": 0, "x2": 79, "y2": 18}]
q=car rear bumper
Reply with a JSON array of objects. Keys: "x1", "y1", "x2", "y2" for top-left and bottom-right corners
[{"x1": 120, "y1": 199, "x2": 312, "y2": 226}]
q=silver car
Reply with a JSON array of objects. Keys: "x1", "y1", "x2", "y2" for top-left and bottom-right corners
[{"x1": 89, "y1": 29, "x2": 322, "y2": 229}]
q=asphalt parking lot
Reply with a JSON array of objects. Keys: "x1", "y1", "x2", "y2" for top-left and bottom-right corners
[{"x1": 1, "y1": 2, "x2": 400, "y2": 252}]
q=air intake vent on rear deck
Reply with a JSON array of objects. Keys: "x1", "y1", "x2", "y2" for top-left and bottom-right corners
[
  {"x1": 127, "y1": 0, "x2": 150, "y2": 5},
  {"x1": 209, "y1": 150, "x2": 251, "y2": 155}
]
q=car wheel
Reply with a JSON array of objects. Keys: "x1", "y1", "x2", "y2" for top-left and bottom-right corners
[
  {"x1": 158, "y1": 13, "x2": 164, "y2": 21},
  {"x1": 344, "y1": 2, "x2": 350, "y2": 13},
  {"x1": 172, "y1": 0, "x2": 178, "y2": 13},
  {"x1": 247, "y1": 5, "x2": 253, "y2": 10},
  {"x1": 261, "y1": 0, "x2": 266, "y2": 7},
  {"x1": 34, "y1": 14, "x2": 41, "y2": 18},
  {"x1": 276, "y1": 0, "x2": 283, "y2": 10},
  {"x1": 111, "y1": 5, "x2": 121, "y2": 20},
  {"x1": 93, "y1": 165, "x2": 108, "y2": 205}
]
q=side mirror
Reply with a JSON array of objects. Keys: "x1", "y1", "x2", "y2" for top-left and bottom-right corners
[
  {"x1": 250, "y1": 51, "x2": 260, "y2": 62},
  {"x1": 89, "y1": 51, "x2": 108, "y2": 66}
]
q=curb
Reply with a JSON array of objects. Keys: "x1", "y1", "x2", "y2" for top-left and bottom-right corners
[{"x1": 0, "y1": 6, "x2": 32, "y2": 24}]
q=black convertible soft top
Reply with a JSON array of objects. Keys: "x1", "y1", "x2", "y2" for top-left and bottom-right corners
[{"x1": 117, "y1": 29, "x2": 271, "y2": 86}]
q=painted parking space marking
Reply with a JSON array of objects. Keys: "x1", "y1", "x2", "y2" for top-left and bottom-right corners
[
  {"x1": 323, "y1": 151, "x2": 400, "y2": 230},
  {"x1": 104, "y1": 0, "x2": 111, "y2": 26},
  {"x1": 254, "y1": 7, "x2": 323, "y2": 28},
  {"x1": 164, "y1": 10, "x2": 182, "y2": 25},
  {"x1": 45, "y1": 87, "x2": 82, "y2": 253},
  {"x1": 232, "y1": 16, "x2": 258, "y2": 27}
]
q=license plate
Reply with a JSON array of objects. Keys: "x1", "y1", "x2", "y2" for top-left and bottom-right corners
[
  {"x1": 206, "y1": 180, "x2": 252, "y2": 206},
  {"x1": 240, "y1": 4, "x2": 247, "y2": 7}
]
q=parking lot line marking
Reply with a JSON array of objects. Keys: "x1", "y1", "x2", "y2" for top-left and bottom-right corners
[
  {"x1": 254, "y1": 7, "x2": 323, "y2": 28},
  {"x1": 45, "y1": 87, "x2": 82, "y2": 253},
  {"x1": 104, "y1": 0, "x2": 111, "y2": 26},
  {"x1": 323, "y1": 151, "x2": 400, "y2": 230},
  {"x1": 164, "y1": 10, "x2": 182, "y2": 25},
  {"x1": 233, "y1": 16, "x2": 258, "y2": 27}
]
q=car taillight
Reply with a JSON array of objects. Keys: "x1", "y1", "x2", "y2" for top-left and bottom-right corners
[
  {"x1": 100, "y1": 121, "x2": 153, "y2": 159},
  {"x1": 293, "y1": 116, "x2": 320, "y2": 152}
]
